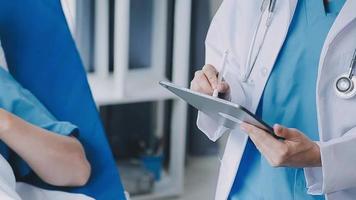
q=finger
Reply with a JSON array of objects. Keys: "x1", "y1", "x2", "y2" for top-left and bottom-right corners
[
  {"x1": 241, "y1": 123, "x2": 276, "y2": 143},
  {"x1": 241, "y1": 123, "x2": 280, "y2": 162},
  {"x1": 195, "y1": 71, "x2": 214, "y2": 95},
  {"x1": 273, "y1": 124, "x2": 299, "y2": 140},
  {"x1": 217, "y1": 82, "x2": 230, "y2": 93},
  {"x1": 241, "y1": 123, "x2": 290, "y2": 167},
  {"x1": 190, "y1": 79, "x2": 200, "y2": 91},
  {"x1": 190, "y1": 71, "x2": 201, "y2": 91},
  {"x1": 241, "y1": 123, "x2": 283, "y2": 152},
  {"x1": 202, "y1": 65, "x2": 218, "y2": 89}
]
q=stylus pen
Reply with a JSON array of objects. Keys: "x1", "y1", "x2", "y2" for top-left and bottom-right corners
[{"x1": 213, "y1": 50, "x2": 229, "y2": 97}]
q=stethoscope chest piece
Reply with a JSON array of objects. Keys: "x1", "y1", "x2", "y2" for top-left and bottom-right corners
[{"x1": 335, "y1": 73, "x2": 356, "y2": 99}]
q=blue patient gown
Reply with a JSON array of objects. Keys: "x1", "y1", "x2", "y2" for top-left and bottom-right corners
[
  {"x1": 229, "y1": 0, "x2": 345, "y2": 199},
  {"x1": 0, "y1": 67, "x2": 78, "y2": 177}
]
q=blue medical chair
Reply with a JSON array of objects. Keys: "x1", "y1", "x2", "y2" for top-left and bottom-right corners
[{"x1": 0, "y1": 0, "x2": 126, "y2": 199}]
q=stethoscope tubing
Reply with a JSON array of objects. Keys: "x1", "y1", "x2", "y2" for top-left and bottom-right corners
[
  {"x1": 243, "y1": 12, "x2": 264, "y2": 82},
  {"x1": 242, "y1": 0, "x2": 356, "y2": 99},
  {"x1": 348, "y1": 50, "x2": 356, "y2": 79},
  {"x1": 243, "y1": 10, "x2": 273, "y2": 82}
]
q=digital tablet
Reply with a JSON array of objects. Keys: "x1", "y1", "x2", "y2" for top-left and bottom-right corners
[{"x1": 159, "y1": 81, "x2": 282, "y2": 139}]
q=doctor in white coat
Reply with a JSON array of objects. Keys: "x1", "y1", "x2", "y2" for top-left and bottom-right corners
[{"x1": 191, "y1": 0, "x2": 356, "y2": 199}]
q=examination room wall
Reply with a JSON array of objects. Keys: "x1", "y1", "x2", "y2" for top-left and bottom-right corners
[{"x1": 70, "y1": 0, "x2": 223, "y2": 199}]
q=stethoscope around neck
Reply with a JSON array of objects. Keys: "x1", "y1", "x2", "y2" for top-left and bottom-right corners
[
  {"x1": 242, "y1": 0, "x2": 276, "y2": 82},
  {"x1": 243, "y1": 0, "x2": 356, "y2": 99}
]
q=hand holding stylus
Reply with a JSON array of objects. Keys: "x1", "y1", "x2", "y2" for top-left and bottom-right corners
[{"x1": 190, "y1": 64, "x2": 230, "y2": 97}]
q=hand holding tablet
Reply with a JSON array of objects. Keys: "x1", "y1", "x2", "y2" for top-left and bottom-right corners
[{"x1": 159, "y1": 81, "x2": 283, "y2": 140}]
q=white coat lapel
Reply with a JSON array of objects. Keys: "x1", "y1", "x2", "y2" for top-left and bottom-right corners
[
  {"x1": 214, "y1": 1, "x2": 298, "y2": 199},
  {"x1": 318, "y1": 0, "x2": 356, "y2": 75},
  {"x1": 248, "y1": 0, "x2": 298, "y2": 110},
  {"x1": 316, "y1": 0, "x2": 356, "y2": 139},
  {"x1": 321, "y1": 0, "x2": 356, "y2": 51}
]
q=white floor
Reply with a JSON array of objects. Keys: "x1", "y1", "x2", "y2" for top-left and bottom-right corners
[
  {"x1": 173, "y1": 134, "x2": 228, "y2": 200},
  {"x1": 174, "y1": 156, "x2": 221, "y2": 200}
]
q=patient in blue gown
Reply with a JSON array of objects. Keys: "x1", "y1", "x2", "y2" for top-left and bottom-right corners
[{"x1": 0, "y1": 65, "x2": 93, "y2": 199}]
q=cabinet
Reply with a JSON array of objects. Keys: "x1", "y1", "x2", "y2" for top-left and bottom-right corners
[{"x1": 61, "y1": 0, "x2": 192, "y2": 199}]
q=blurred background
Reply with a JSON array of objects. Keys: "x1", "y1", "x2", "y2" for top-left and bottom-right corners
[{"x1": 62, "y1": 0, "x2": 224, "y2": 199}]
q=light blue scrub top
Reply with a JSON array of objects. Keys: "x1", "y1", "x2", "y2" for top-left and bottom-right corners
[
  {"x1": 0, "y1": 67, "x2": 78, "y2": 177},
  {"x1": 229, "y1": 0, "x2": 345, "y2": 199}
]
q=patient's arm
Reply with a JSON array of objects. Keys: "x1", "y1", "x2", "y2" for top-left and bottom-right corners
[{"x1": 0, "y1": 109, "x2": 91, "y2": 187}]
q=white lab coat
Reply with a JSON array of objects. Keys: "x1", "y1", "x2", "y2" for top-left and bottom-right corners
[{"x1": 197, "y1": 0, "x2": 356, "y2": 199}]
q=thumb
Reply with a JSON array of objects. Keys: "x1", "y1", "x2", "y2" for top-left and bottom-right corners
[
  {"x1": 217, "y1": 82, "x2": 230, "y2": 93},
  {"x1": 273, "y1": 124, "x2": 297, "y2": 139}
]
